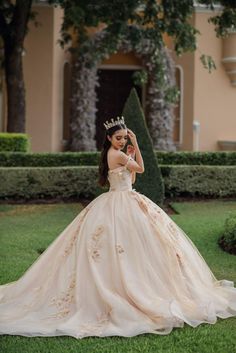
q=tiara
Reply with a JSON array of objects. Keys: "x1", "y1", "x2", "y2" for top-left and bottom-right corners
[{"x1": 103, "y1": 116, "x2": 125, "y2": 130}]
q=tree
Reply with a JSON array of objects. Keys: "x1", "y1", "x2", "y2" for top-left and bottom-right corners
[
  {"x1": 123, "y1": 88, "x2": 165, "y2": 205},
  {"x1": 0, "y1": 0, "x2": 34, "y2": 132},
  {"x1": 1, "y1": 1, "x2": 236, "y2": 140},
  {"x1": 53, "y1": 0, "x2": 236, "y2": 151}
]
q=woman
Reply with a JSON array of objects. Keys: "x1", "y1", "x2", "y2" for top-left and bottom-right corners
[{"x1": 0, "y1": 116, "x2": 235, "y2": 339}]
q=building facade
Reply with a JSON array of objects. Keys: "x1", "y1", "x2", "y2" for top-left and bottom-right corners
[{"x1": 0, "y1": 3, "x2": 235, "y2": 152}]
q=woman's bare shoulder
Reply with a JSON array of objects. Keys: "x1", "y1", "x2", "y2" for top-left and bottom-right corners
[{"x1": 107, "y1": 150, "x2": 128, "y2": 169}]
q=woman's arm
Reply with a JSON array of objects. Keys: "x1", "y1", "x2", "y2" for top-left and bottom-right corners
[
  {"x1": 117, "y1": 129, "x2": 144, "y2": 174},
  {"x1": 127, "y1": 129, "x2": 144, "y2": 173},
  {"x1": 131, "y1": 171, "x2": 136, "y2": 184},
  {"x1": 126, "y1": 143, "x2": 137, "y2": 184}
]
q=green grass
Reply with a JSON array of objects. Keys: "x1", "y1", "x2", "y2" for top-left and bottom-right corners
[{"x1": 0, "y1": 201, "x2": 236, "y2": 353}]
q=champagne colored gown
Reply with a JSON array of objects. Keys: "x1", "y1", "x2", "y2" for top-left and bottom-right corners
[{"x1": 0, "y1": 156, "x2": 236, "y2": 338}]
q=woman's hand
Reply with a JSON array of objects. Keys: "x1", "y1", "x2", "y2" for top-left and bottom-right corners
[
  {"x1": 127, "y1": 128, "x2": 137, "y2": 146},
  {"x1": 126, "y1": 144, "x2": 136, "y2": 159}
]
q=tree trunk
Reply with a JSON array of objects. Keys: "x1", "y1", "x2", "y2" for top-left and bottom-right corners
[
  {"x1": 144, "y1": 47, "x2": 177, "y2": 151},
  {"x1": 5, "y1": 41, "x2": 26, "y2": 132},
  {"x1": 69, "y1": 58, "x2": 97, "y2": 151},
  {"x1": 1, "y1": 0, "x2": 33, "y2": 133}
]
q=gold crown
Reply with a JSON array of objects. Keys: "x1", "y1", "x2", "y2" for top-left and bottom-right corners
[{"x1": 103, "y1": 116, "x2": 125, "y2": 130}]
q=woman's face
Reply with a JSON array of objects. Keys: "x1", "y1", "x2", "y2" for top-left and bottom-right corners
[{"x1": 108, "y1": 128, "x2": 128, "y2": 150}]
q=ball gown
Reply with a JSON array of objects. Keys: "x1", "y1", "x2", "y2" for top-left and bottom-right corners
[{"x1": 0, "y1": 155, "x2": 236, "y2": 339}]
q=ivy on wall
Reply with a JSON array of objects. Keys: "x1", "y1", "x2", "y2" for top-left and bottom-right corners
[
  {"x1": 69, "y1": 27, "x2": 178, "y2": 151},
  {"x1": 51, "y1": 0, "x2": 236, "y2": 151}
]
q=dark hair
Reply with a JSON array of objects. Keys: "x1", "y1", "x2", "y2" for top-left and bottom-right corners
[{"x1": 98, "y1": 123, "x2": 127, "y2": 187}]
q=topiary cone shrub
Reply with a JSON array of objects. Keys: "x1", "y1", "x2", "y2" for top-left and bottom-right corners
[
  {"x1": 122, "y1": 88, "x2": 165, "y2": 206},
  {"x1": 218, "y1": 213, "x2": 236, "y2": 255}
]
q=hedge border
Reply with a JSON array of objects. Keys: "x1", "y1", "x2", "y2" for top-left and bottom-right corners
[
  {"x1": 0, "y1": 133, "x2": 30, "y2": 152},
  {"x1": 0, "y1": 151, "x2": 236, "y2": 167},
  {"x1": 0, "y1": 165, "x2": 235, "y2": 200}
]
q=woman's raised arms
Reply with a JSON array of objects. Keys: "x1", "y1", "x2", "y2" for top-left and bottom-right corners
[{"x1": 117, "y1": 151, "x2": 145, "y2": 174}]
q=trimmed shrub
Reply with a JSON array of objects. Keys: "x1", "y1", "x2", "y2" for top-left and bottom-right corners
[
  {"x1": 122, "y1": 88, "x2": 165, "y2": 206},
  {"x1": 0, "y1": 151, "x2": 98, "y2": 167},
  {"x1": 0, "y1": 165, "x2": 235, "y2": 200},
  {"x1": 0, "y1": 166, "x2": 105, "y2": 200},
  {"x1": 162, "y1": 165, "x2": 236, "y2": 197},
  {"x1": 0, "y1": 133, "x2": 30, "y2": 152},
  {"x1": 156, "y1": 151, "x2": 236, "y2": 165},
  {"x1": 0, "y1": 151, "x2": 236, "y2": 167},
  {"x1": 218, "y1": 214, "x2": 236, "y2": 255}
]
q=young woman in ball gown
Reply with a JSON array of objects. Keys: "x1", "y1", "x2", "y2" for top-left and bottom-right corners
[{"x1": 0, "y1": 116, "x2": 235, "y2": 339}]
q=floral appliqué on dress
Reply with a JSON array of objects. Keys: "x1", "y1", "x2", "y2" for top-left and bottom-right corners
[
  {"x1": 49, "y1": 271, "x2": 76, "y2": 319},
  {"x1": 132, "y1": 191, "x2": 185, "y2": 268},
  {"x1": 116, "y1": 244, "x2": 125, "y2": 254},
  {"x1": 78, "y1": 308, "x2": 112, "y2": 337},
  {"x1": 63, "y1": 205, "x2": 91, "y2": 258},
  {"x1": 89, "y1": 225, "x2": 105, "y2": 261}
]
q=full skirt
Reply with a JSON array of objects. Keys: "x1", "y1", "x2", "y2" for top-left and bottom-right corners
[{"x1": 0, "y1": 190, "x2": 236, "y2": 338}]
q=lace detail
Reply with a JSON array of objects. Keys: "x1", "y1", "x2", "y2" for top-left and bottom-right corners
[
  {"x1": 116, "y1": 244, "x2": 125, "y2": 254},
  {"x1": 89, "y1": 225, "x2": 105, "y2": 261},
  {"x1": 63, "y1": 205, "x2": 91, "y2": 258},
  {"x1": 108, "y1": 155, "x2": 133, "y2": 173},
  {"x1": 131, "y1": 192, "x2": 186, "y2": 270},
  {"x1": 78, "y1": 308, "x2": 112, "y2": 337},
  {"x1": 49, "y1": 271, "x2": 76, "y2": 318},
  {"x1": 136, "y1": 197, "x2": 149, "y2": 213},
  {"x1": 125, "y1": 155, "x2": 133, "y2": 168},
  {"x1": 131, "y1": 192, "x2": 161, "y2": 217}
]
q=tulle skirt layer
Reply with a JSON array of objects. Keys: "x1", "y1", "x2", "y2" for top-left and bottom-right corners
[{"x1": 0, "y1": 190, "x2": 236, "y2": 338}]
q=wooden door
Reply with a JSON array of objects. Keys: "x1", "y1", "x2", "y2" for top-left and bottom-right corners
[{"x1": 95, "y1": 69, "x2": 143, "y2": 150}]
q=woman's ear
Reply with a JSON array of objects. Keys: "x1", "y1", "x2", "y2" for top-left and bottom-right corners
[{"x1": 107, "y1": 135, "x2": 111, "y2": 142}]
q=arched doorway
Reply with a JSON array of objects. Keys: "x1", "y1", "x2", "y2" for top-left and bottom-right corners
[{"x1": 95, "y1": 65, "x2": 144, "y2": 150}]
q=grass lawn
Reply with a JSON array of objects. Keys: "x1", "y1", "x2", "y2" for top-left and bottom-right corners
[{"x1": 0, "y1": 200, "x2": 236, "y2": 353}]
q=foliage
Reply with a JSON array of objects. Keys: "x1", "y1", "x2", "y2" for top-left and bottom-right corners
[
  {"x1": 122, "y1": 88, "x2": 165, "y2": 205},
  {"x1": 1, "y1": 150, "x2": 236, "y2": 167},
  {"x1": 202, "y1": 0, "x2": 236, "y2": 36},
  {"x1": 50, "y1": 0, "x2": 236, "y2": 151},
  {"x1": 0, "y1": 166, "x2": 100, "y2": 200},
  {"x1": 0, "y1": 164, "x2": 235, "y2": 200},
  {"x1": 155, "y1": 151, "x2": 236, "y2": 165},
  {"x1": 132, "y1": 69, "x2": 148, "y2": 86},
  {"x1": 218, "y1": 213, "x2": 236, "y2": 255},
  {"x1": 53, "y1": 1, "x2": 236, "y2": 62},
  {"x1": 162, "y1": 165, "x2": 236, "y2": 198},
  {"x1": 52, "y1": 0, "x2": 201, "y2": 95},
  {"x1": 0, "y1": 151, "x2": 101, "y2": 167},
  {"x1": 200, "y1": 54, "x2": 217, "y2": 73},
  {"x1": 0, "y1": 133, "x2": 30, "y2": 152},
  {"x1": 0, "y1": 1, "x2": 35, "y2": 42},
  {"x1": 1, "y1": 0, "x2": 236, "y2": 137}
]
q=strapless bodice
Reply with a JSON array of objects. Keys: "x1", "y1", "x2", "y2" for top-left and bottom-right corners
[{"x1": 108, "y1": 165, "x2": 133, "y2": 192}]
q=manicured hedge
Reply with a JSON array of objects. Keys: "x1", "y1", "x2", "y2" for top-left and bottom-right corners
[
  {"x1": 218, "y1": 213, "x2": 236, "y2": 255},
  {"x1": 156, "y1": 151, "x2": 236, "y2": 165},
  {"x1": 0, "y1": 166, "x2": 102, "y2": 200},
  {"x1": 0, "y1": 152, "x2": 99, "y2": 167},
  {"x1": 161, "y1": 165, "x2": 236, "y2": 197},
  {"x1": 0, "y1": 151, "x2": 236, "y2": 167},
  {"x1": 0, "y1": 133, "x2": 30, "y2": 152},
  {"x1": 0, "y1": 165, "x2": 235, "y2": 200}
]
